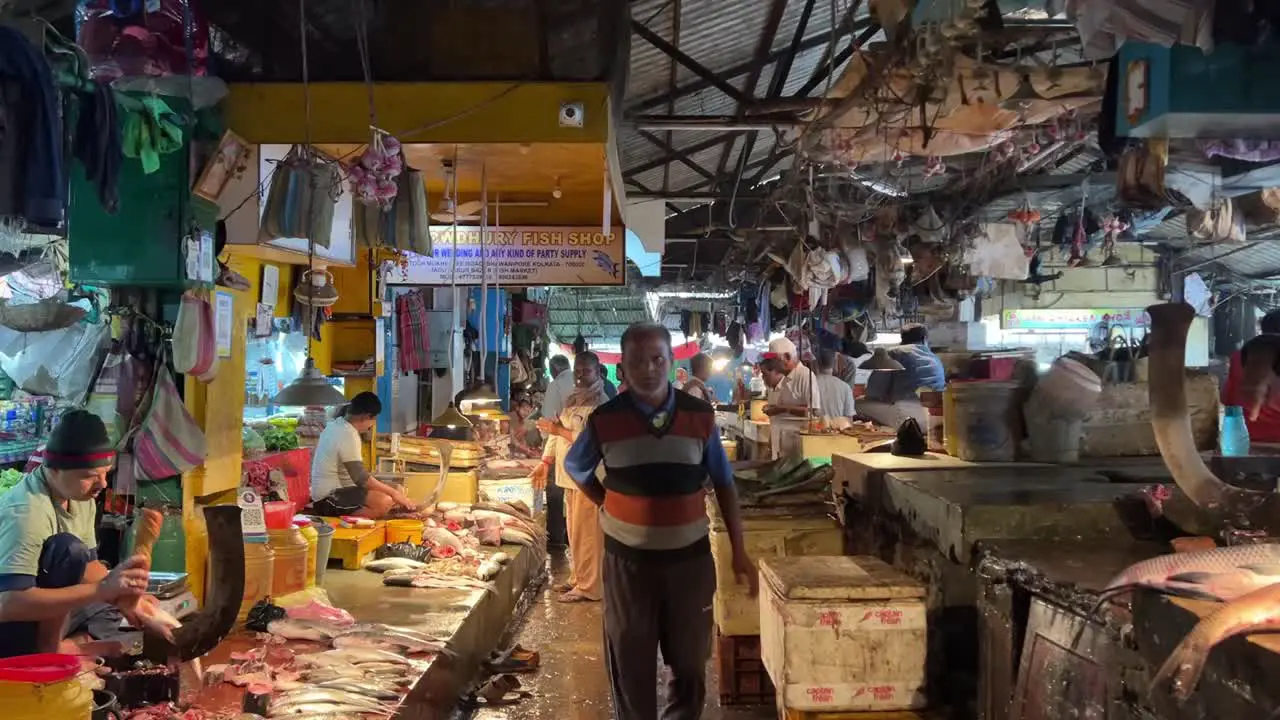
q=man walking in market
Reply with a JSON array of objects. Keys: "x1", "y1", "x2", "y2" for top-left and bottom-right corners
[{"x1": 564, "y1": 322, "x2": 756, "y2": 720}]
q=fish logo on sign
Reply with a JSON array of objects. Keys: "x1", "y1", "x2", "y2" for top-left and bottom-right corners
[{"x1": 593, "y1": 250, "x2": 619, "y2": 279}]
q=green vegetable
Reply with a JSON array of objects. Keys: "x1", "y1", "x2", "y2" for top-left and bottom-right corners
[
  {"x1": 0, "y1": 468, "x2": 23, "y2": 495},
  {"x1": 263, "y1": 427, "x2": 299, "y2": 452}
]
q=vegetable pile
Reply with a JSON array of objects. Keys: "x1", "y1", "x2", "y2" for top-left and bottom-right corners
[{"x1": 264, "y1": 426, "x2": 300, "y2": 452}]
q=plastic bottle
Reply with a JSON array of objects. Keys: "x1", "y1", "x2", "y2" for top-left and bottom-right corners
[
  {"x1": 1221, "y1": 405, "x2": 1251, "y2": 457},
  {"x1": 268, "y1": 526, "x2": 309, "y2": 597},
  {"x1": 293, "y1": 518, "x2": 318, "y2": 589}
]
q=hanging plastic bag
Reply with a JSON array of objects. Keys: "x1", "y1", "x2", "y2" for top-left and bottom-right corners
[
  {"x1": 0, "y1": 320, "x2": 109, "y2": 402},
  {"x1": 261, "y1": 146, "x2": 342, "y2": 249}
]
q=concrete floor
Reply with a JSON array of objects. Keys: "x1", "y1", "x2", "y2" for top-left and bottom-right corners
[{"x1": 472, "y1": 550, "x2": 773, "y2": 720}]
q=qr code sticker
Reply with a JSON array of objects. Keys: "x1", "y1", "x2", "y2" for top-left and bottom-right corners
[{"x1": 241, "y1": 507, "x2": 264, "y2": 530}]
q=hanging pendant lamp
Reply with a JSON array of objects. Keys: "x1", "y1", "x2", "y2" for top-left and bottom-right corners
[
  {"x1": 460, "y1": 384, "x2": 501, "y2": 406},
  {"x1": 272, "y1": 0, "x2": 345, "y2": 409},
  {"x1": 860, "y1": 348, "x2": 906, "y2": 372},
  {"x1": 274, "y1": 358, "x2": 348, "y2": 407},
  {"x1": 428, "y1": 402, "x2": 475, "y2": 441}
]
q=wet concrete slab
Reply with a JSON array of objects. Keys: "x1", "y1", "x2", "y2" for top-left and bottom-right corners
[
  {"x1": 881, "y1": 468, "x2": 1167, "y2": 563},
  {"x1": 471, "y1": 551, "x2": 774, "y2": 720}
]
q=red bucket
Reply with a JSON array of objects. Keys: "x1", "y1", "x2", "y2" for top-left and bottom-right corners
[{"x1": 0, "y1": 653, "x2": 80, "y2": 683}]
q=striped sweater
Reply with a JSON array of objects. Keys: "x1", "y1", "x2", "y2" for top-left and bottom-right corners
[{"x1": 568, "y1": 389, "x2": 730, "y2": 557}]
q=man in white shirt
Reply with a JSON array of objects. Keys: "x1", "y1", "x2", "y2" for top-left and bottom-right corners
[
  {"x1": 814, "y1": 349, "x2": 856, "y2": 421},
  {"x1": 762, "y1": 337, "x2": 821, "y2": 418},
  {"x1": 308, "y1": 392, "x2": 413, "y2": 518},
  {"x1": 540, "y1": 355, "x2": 575, "y2": 419}
]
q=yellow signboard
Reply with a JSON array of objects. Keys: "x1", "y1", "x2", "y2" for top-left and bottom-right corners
[{"x1": 387, "y1": 226, "x2": 625, "y2": 286}]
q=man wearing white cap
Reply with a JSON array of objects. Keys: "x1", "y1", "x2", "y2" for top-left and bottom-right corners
[{"x1": 763, "y1": 336, "x2": 821, "y2": 418}]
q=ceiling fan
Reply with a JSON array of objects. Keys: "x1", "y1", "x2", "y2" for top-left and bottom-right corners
[{"x1": 431, "y1": 161, "x2": 484, "y2": 223}]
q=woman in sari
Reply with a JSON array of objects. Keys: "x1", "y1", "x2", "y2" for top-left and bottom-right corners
[{"x1": 533, "y1": 351, "x2": 610, "y2": 602}]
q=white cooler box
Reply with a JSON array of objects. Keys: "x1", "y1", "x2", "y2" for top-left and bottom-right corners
[
  {"x1": 478, "y1": 476, "x2": 538, "y2": 511},
  {"x1": 760, "y1": 555, "x2": 928, "y2": 713}
]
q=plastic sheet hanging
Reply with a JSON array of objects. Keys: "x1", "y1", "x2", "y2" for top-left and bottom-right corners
[
  {"x1": 353, "y1": 163, "x2": 432, "y2": 255},
  {"x1": 1185, "y1": 197, "x2": 1246, "y2": 244},
  {"x1": 260, "y1": 145, "x2": 342, "y2": 249},
  {"x1": 0, "y1": 319, "x2": 110, "y2": 403}
]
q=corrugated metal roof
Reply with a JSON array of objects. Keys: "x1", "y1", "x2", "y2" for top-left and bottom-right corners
[
  {"x1": 622, "y1": 0, "x2": 871, "y2": 193},
  {"x1": 1177, "y1": 236, "x2": 1280, "y2": 280}
]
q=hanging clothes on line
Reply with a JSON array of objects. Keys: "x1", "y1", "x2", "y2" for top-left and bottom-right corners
[
  {"x1": 73, "y1": 81, "x2": 122, "y2": 212},
  {"x1": 0, "y1": 27, "x2": 65, "y2": 229}
]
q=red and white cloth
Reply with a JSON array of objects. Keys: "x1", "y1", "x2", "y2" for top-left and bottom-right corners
[{"x1": 396, "y1": 290, "x2": 432, "y2": 372}]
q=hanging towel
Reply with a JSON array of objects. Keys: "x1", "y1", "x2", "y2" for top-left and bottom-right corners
[
  {"x1": 73, "y1": 82, "x2": 122, "y2": 213},
  {"x1": 0, "y1": 27, "x2": 65, "y2": 228},
  {"x1": 123, "y1": 96, "x2": 183, "y2": 174},
  {"x1": 396, "y1": 290, "x2": 432, "y2": 372}
]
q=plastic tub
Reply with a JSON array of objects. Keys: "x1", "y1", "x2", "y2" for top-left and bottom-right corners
[
  {"x1": 944, "y1": 380, "x2": 1019, "y2": 462},
  {"x1": 268, "y1": 527, "x2": 309, "y2": 597},
  {"x1": 312, "y1": 521, "x2": 335, "y2": 586},
  {"x1": 263, "y1": 501, "x2": 294, "y2": 531},
  {"x1": 237, "y1": 542, "x2": 275, "y2": 625},
  {"x1": 293, "y1": 518, "x2": 318, "y2": 588},
  {"x1": 0, "y1": 654, "x2": 91, "y2": 718},
  {"x1": 1024, "y1": 402, "x2": 1083, "y2": 463},
  {"x1": 385, "y1": 519, "x2": 424, "y2": 545}
]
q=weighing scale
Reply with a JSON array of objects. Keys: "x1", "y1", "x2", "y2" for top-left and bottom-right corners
[{"x1": 146, "y1": 572, "x2": 198, "y2": 620}]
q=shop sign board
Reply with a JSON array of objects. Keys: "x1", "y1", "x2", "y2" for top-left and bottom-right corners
[
  {"x1": 1001, "y1": 308, "x2": 1150, "y2": 331},
  {"x1": 386, "y1": 226, "x2": 625, "y2": 287}
]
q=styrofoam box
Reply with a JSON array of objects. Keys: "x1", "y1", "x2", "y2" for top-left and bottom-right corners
[
  {"x1": 478, "y1": 477, "x2": 536, "y2": 510},
  {"x1": 760, "y1": 555, "x2": 928, "y2": 712}
]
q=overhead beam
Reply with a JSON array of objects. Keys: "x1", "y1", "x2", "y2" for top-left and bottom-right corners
[
  {"x1": 624, "y1": 133, "x2": 737, "y2": 178},
  {"x1": 769, "y1": 0, "x2": 818, "y2": 100},
  {"x1": 717, "y1": 0, "x2": 790, "y2": 197},
  {"x1": 631, "y1": 20, "x2": 754, "y2": 107},
  {"x1": 796, "y1": 21, "x2": 880, "y2": 97},
  {"x1": 637, "y1": 130, "x2": 717, "y2": 182},
  {"x1": 631, "y1": 116, "x2": 798, "y2": 131},
  {"x1": 629, "y1": 17, "x2": 875, "y2": 114}
]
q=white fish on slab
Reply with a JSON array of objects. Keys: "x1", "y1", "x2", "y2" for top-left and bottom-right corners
[{"x1": 363, "y1": 557, "x2": 429, "y2": 573}]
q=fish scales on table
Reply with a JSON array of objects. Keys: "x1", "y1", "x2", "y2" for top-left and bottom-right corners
[
  {"x1": 1091, "y1": 544, "x2": 1280, "y2": 616},
  {"x1": 1150, "y1": 582, "x2": 1280, "y2": 702}
]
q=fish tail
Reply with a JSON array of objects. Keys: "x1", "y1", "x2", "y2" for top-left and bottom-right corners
[{"x1": 1150, "y1": 635, "x2": 1211, "y2": 703}]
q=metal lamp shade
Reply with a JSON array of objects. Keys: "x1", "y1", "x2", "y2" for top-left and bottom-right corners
[
  {"x1": 272, "y1": 358, "x2": 348, "y2": 406},
  {"x1": 860, "y1": 348, "x2": 906, "y2": 372},
  {"x1": 428, "y1": 403, "x2": 475, "y2": 441},
  {"x1": 460, "y1": 385, "x2": 501, "y2": 405}
]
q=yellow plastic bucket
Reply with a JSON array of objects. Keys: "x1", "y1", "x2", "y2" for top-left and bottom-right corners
[
  {"x1": 386, "y1": 519, "x2": 424, "y2": 545},
  {"x1": 0, "y1": 654, "x2": 91, "y2": 719}
]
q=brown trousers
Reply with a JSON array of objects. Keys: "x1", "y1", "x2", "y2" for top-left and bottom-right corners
[
  {"x1": 603, "y1": 542, "x2": 716, "y2": 720},
  {"x1": 563, "y1": 487, "x2": 603, "y2": 600}
]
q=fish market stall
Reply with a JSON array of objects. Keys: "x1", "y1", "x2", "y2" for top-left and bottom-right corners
[{"x1": 109, "y1": 498, "x2": 546, "y2": 718}]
